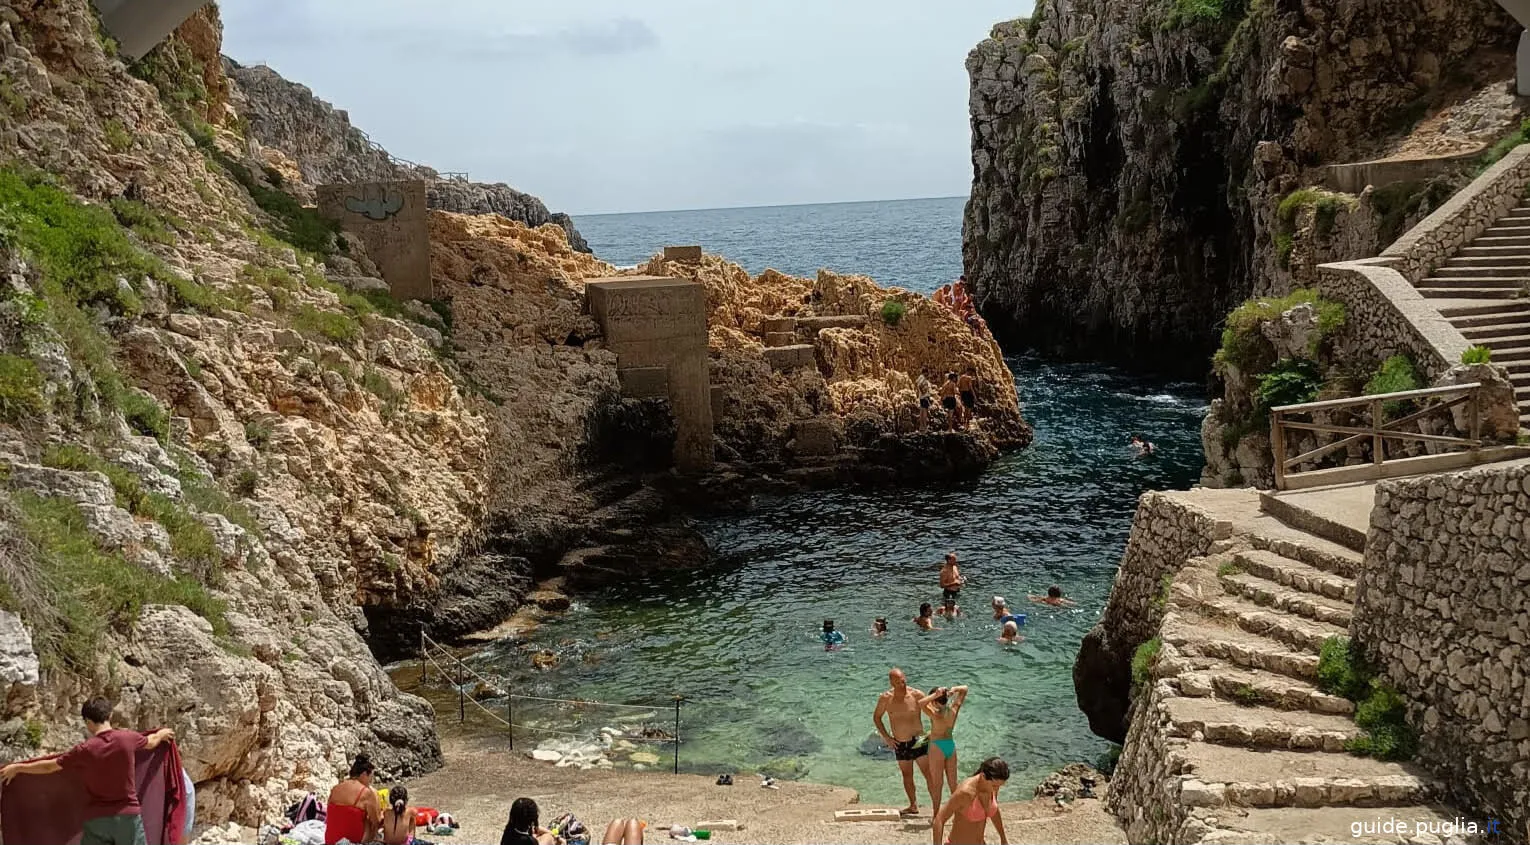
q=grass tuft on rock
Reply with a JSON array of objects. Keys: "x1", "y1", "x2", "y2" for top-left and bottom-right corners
[
  {"x1": 0, "y1": 354, "x2": 46, "y2": 422},
  {"x1": 1318, "y1": 636, "x2": 1417, "y2": 760},
  {"x1": 1460, "y1": 345, "x2": 1492, "y2": 365},
  {"x1": 1214, "y1": 288, "x2": 1345, "y2": 373},
  {"x1": 1131, "y1": 637, "x2": 1162, "y2": 687},
  {"x1": 880, "y1": 300, "x2": 907, "y2": 326}
]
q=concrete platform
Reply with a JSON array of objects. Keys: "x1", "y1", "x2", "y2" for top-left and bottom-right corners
[{"x1": 1259, "y1": 484, "x2": 1375, "y2": 552}]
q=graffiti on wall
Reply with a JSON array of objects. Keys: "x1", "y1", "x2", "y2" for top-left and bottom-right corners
[{"x1": 343, "y1": 186, "x2": 406, "y2": 221}]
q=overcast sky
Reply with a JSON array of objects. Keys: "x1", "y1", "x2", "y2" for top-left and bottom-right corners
[{"x1": 217, "y1": 0, "x2": 1028, "y2": 215}]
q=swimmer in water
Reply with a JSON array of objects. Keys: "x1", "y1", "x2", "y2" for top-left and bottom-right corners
[
  {"x1": 822, "y1": 619, "x2": 846, "y2": 649},
  {"x1": 872, "y1": 618, "x2": 889, "y2": 637},
  {"x1": 998, "y1": 620, "x2": 1023, "y2": 644},
  {"x1": 1130, "y1": 434, "x2": 1157, "y2": 458},
  {"x1": 990, "y1": 596, "x2": 1010, "y2": 620},
  {"x1": 914, "y1": 603, "x2": 940, "y2": 630},
  {"x1": 937, "y1": 598, "x2": 962, "y2": 619},
  {"x1": 1029, "y1": 586, "x2": 1077, "y2": 607}
]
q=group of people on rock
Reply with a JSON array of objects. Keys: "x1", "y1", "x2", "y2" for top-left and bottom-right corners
[
  {"x1": 933, "y1": 276, "x2": 988, "y2": 338},
  {"x1": 915, "y1": 368, "x2": 981, "y2": 432}
]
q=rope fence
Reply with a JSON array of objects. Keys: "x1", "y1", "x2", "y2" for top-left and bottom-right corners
[{"x1": 419, "y1": 633, "x2": 685, "y2": 774}]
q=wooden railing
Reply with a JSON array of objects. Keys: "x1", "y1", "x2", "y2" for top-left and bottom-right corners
[{"x1": 1271, "y1": 382, "x2": 1483, "y2": 491}]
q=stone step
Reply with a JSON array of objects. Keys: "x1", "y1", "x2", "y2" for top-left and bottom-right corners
[
  {"x1": 1446, "y1": 308, "x2": 1530, "y2": 328},
  {"x1": 1161, "y1": 612, "x2": 1320, "y2": 682},
  {"x1": 1417, "y1": 286, "x2": 1523, "y2": 299},
  {"x1": 1473, "y1": 234, "x2": 1530, "y2": 246},
  {"x1": 1461, "y1": 322, "x2": 1530, "y2": 340},
  {"x1": 1435, "y1": 299, "x2": 1530, "y2": 317},
  {"x1": 1460, "y1": 244, "x2": 1530, "y2": 256},
  {"x1": 1245, "y1": 531, "x2": 1362, "y2": 580},
  {"x1": 1443, "y1": 254, "x2": 1530, "y2": 268},
  {"x1": 1218, "y1": 572, "x2": 1354, "y2": 628},
  {"x1": 1433, "y1": 265, "x2": 1530, "y2": 278},
  {"x1": 1194, "y1": 593, "x2": 1348, "y2": 654},
  {"x1": 1490, "y1": 346, "x2": 1530, "y2": 363},
  {"x1": 1202, "y1": 805, "x2": 1470, "y2": 843},
  {"x1": 759, "y1": 317, "x2": 798, "y2": 334},
  {"x1": 1420, "y1": 276, "x2": 1529, "y2": 288},
  {"x1": 1230, "y1": 549, "x2": 1356, "y2": 602},
  {"x1": 1170, "y1": 662, "x2": 1354, "y2": 716},
  {"x1": 1168, "y1": 743, "x2": 1436, "y2": 810},
  {"x1": 1479, "y1": 333, "x2": 1530, "y2": 350},
  {"x1": 1479, "y1": 223, "x2": 1530, "y2": 236},
  {"x1": 1164, "y1": 696, "x2": 1362, "y2": 752},
  {"x1": 1256, "y1": 491, "x2": 1367, "y2": 554},
  {"x1": 762, "y1": 344, "x2": 818, "y2": 371},
  {"x1": 1507, "y1": 368, "x2": 1530, "y2": 381},
  {"x1": 795, "y1": 315, "x2": 869, "y2": 331},
  {"x1": 763, "y1": 331, "x2": 796, "y2": 348}
]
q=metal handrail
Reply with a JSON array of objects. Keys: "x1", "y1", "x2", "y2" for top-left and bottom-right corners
[{"x1": 1271, "y1": 382, "x2": 1483, "y2": 490}]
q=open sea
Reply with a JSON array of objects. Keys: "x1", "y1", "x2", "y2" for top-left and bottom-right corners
[{"x1": 447, "y1": 197, "x2": 1206, "y2": 803}]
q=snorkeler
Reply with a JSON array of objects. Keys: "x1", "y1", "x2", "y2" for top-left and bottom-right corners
[
  {"x1": 872, "y1": 618, "x2": 890, "y2": 637},
  {"x1": 918, "y1": 685, "x2": 969, "y2": 816},
  {"x1": 1029, "y1": 586, "x2": 1077, "y2": 607},
  {"x1": 914, "y1": 603, "x2": 940, "y2": 630},
  {"x1": 822, "y1": 619, "x2": 846, "y2": 649}
]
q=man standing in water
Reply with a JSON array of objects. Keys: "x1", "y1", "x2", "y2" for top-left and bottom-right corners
[
  {"x1": 873, "y1": 668, "x2": 937, "y2": 818},
  {"x1": 940, "y1": 552, "x2": 965, "y2": 604}
]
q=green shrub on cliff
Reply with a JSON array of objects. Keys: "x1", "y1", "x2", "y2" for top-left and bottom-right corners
[
  {"x1": 1256, "y1": 358, "x2": 1321, "y2": 410},
  {"x1": 1481, "y1": 118, "x2": 1530, "y2": 170},
  {"x1": 0, "y1": 355, "x2": 45, "y2": 423},
  {"x1": 1364, "y1": 355, "x2": 1422, "y2": 416},
  {"x1": 1317, "y1": 636, "x2": 1417, "y2": 760},
  {"x1": 880, "y1": 300, "x2": 906, "y2": 326},
  {"x1": 1214, "y1": 289, "x2": 1345, "y2": 373},
  {"x1": 1131, "y1": 637, "x2": 1162, "y2": 687},
  {"x1": 1461, "y1": 345, "x2": 1492, "y2": 365}
]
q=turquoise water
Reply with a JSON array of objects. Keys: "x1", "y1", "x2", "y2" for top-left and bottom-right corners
[{"x1": 458, "y1": 199, "x2": 1206, "y2": 802}]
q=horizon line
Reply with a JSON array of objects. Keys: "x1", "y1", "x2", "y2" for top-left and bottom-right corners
[{"x1": 573, "y1": 194, "x2": 968, "y2": 218}]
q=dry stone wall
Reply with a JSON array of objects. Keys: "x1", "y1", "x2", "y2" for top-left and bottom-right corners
[
  {"x1": 1318, "y1": 260, "x2": 1466, "y2": 380},
  {"x1": 1074, "y1": 491, "x2": 1233, "y2": 742},
  {"x1": 1356, "y1": 460, "x2": 1530, "y2": 840},
  {"x1": 1381, "y1": 146, "x2": 1530, "y2": 283}
]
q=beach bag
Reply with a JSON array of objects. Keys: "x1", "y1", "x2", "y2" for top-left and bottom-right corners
[
  {"x1": 414, "y1": 807, "x2": 440, "y2": 827},
  {"x1": 286, "y1": 792, "x2": 325, "y2": 825},
  {"x1": 550, "y1": 812, "x2": 588, "y2": 845}
]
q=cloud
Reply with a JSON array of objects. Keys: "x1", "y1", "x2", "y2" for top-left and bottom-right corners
[{"x1": 358, "y1": 17, "x2": 660, "y2": 61}]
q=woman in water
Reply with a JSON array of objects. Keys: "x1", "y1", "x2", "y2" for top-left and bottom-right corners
[
  {"x1": 998, "y1": 620, "x2": 1023, "y2": 645},
  {"x1": 324, "y1": 754, "x2": 381, "y2": 845},
  {"x1": 871, "y1": 618, "x2": 889, "y2": 637},
  {"x1": 379, "y1": 784, "x2": 416, "y2": 845},
  {"x1": 914, "y1": 602, "x2": 939, "y2": 630},
  {"x1": 918, "y1": 685, "x2": 969, "y2": 817},
  {"x1": 821, "y1": 619, "x2": 846, "y2": 649},
  {"x1": 933, "y1": 757, "x2": 1010, "y2": 845}
]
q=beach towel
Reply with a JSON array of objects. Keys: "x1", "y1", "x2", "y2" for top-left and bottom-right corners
[{"x1": 0, "y1": 737, "x2": 188, "y2": 845}]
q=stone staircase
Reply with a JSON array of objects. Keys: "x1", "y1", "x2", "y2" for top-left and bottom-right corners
[
  {"x1": 1417, "y1": 197, "x2": 1530, "y2": 427},
  {"x1": 1116, "y1": 490, "x2": 1466, "y2": 844},
  {"x1": 757, "y1": 314, "x2": 868, "y2": 371}
]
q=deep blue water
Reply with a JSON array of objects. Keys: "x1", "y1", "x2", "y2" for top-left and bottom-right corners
[{"x1": 469, "y1": 198, "x2": 1206, "y2": 801}]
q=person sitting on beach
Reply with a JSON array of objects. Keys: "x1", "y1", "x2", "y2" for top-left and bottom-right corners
[
  {"x1": 918, "y1": 685, "x2": 969, "y2": 818},
  {"x1": 940, "y1": 552, "x2": 965, "y2": 603},
  {"x1": 957, "y1": 368, "x2": 979, "y2": 428},
  {"x1": 325, "y1": 754, "x2": 382, "y2": 845},
  {"x1": 821, "y1": 619, "x2": 846, "y2": 649},
  {"x1": 872, "y1": 618, "x2": 890, "y2": 637},
  {"x1": 916, "y1": 372, "x2": 934, "y2": 431},
  {"x1": 998, "y1": 620, "x2": 1023, "y2": 645},
  {"x1": 914, "y1": 602, "x2": 940, "y2": 630},
  {"x1": 380, "y1": 785, "x2": 417, "y2": 845},
  {"x1": 501, "y1": 798, "x2": 558, "y2": 845},
  {"x1": 1029, "y1": 586, "x2": 1077, "y2": 607},
  {"x1": 940, "y1": 373, "x2": 960, "y2": 431},
  {"x1": 936, "y1": 598, "x2": 962, "y2": 619},
  {"x1": 1130, "y1": 434, "x2": 1157, "y2": 457},
  {"x1": 601, "y1": 819, "x2": 645, "y2": 845},
  {"x1": 933, "y1": 757, "x2": 1011, "y2": 845}
]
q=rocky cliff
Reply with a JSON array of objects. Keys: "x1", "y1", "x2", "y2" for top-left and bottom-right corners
[
  {"x1": 963, "y1": 0, "x2": 1518, "y2": 375},
  {"x1": 226, "y1": 62, "x2": 590, "y2": 252}
]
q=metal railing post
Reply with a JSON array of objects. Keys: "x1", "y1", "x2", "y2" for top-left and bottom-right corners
[{"x1": 673, "y1": 696, "x2": 683, "y2": 775}]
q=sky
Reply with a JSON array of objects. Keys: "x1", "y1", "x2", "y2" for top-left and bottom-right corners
[{"x1": 217, "y1": 0, "x2": 1030, "y2": 215}]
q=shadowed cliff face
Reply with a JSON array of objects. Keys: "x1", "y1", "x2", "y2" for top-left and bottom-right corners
[{"x1": 963, "y1": 0, "x2": 1517, "y2": 376}]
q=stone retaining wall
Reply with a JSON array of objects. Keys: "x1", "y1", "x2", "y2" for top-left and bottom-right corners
[
  {"x1": 1317, "y1": 259, "x2": 1468, "y2": 380},
  {"x1": 1073, "y1": 492, "x2": 1232, "y2": 742},
  {"x1": 1381, "y1": 145, "x2": 1530, "y2": 283},
  {"x1": 1356, "y1": 460, "x2": 1530, "y2": 841},
  {"x1": 1109, "y1": 681, "x2": 1195, "y2": 844}
]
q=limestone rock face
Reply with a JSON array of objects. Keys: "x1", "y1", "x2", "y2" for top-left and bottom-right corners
[
  {"x1": 225, "y1": 63, "x2": 590, "y2": 252},
  {"x1": 963, "y1": 0, "x2": 1518, "y2": 374}
]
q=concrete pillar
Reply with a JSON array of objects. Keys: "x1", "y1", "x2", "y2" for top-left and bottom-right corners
[
  {"x1": 667, "y1": 348, "x2": 715, "y2": 473},
  {"x1": 92, "y1": 0, "x2": 210, "y2": 62},
  {"x1": 1520, "y1": 30, "x2": 1530, "y2": 97}
]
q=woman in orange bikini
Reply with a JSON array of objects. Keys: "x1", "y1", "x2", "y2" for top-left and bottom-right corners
[
  {"x1": 932, "y1": 756, "x2": 1009, "y2": 845},
  {"x1": 324, "y1": 754, "x2": 381, "y2": 845}
]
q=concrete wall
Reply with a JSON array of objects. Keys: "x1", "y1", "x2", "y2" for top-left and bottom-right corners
[
  {"x1": 1356, "y1": 460, "x2": 1530, "y2": 841},
  {"x1": 316, "y1": 180, "x2": 433, "y2": 301},
  {"x1": 91, "y1": 0, "x2": 207, "y2": 61},
  {"x1": 1322, "y1": 149, "x2": 1483, "y2": 195},
  {"x1": 586, "y1": 277, "x2": 714, "y2": 473}
]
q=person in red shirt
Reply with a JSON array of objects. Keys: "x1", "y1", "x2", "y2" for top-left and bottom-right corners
[{"x1": 0, "y1": 697, "x2": 174, "y2": 845}]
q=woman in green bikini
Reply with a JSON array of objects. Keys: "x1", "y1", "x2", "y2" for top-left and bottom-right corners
[{"x1": 918, "y1": 684, "x2": 969, "y2": 816}]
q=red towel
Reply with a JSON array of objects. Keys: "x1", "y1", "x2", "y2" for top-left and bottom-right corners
[{"x1": 1, "y1": 736, "x2": 188, "y2": 845}]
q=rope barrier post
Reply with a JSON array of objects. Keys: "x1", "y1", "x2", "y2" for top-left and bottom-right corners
[
  {"x1": 672, "y1": 695, "x2": 683, "y2": 775},
  {"x1": 419, "y1": 631, "x2": 427, "y2": 687},
  {"x1": 458, "y1": 659, "x2": 465, "y2": 724},
  {"x1": 507, "y1": 695, "x2": 514, "y2": 751}
]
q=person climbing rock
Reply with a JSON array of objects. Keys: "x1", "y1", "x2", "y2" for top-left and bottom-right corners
[
  {"x1": 917, "y1": 371, "x2": 934, "y2": 431},
  {"x1": 958, "y1": 368, "x2": 979, "y2": 428},
  {"x1": 940, "y1": 373, "x2": 960, "y2": 431},
  {"x1": 873, "y1": 668, "x2": 937, "y2": 818}
]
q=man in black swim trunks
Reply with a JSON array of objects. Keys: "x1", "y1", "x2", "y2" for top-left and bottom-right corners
[
  {"x1": 940, "y1": 552, "x2": 965, "y2": 603},
  {"x1": 957, "y1": 367, "x2": 978, "y2": 429},
  {"x1": 873, "y1": 667, "x2": 937, "y2": 818},
  {"x1": 940, "y1": 372, "x2": 960, "y2": 432}
]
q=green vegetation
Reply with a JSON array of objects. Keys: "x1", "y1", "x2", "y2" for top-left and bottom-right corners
[
  {"x1": 1274, "y1": 232, "x2": 1295, "y2": 269},
  {"x1": 1461, "y1": 345, "x2": 1493, "y2": 365},
  {"x1": 1317, "y1": 636, "x2": 1417, "y2": 760},
  {"x1": 108, "y1": 197, "x2": 178, "y2": 246},
  {"x1": 1230, "y1": 684, "x2": 1265, "y2": 706},
  {"x1": 1256, "y1": 358, "x2": 1322, "y2": 410},
  {"x1": 0, "y1": 354, "x2": 45, "y2": 422},
  {"x1": 1151, "y1": 573, "x2": 1174, "y2": 612},
  {"x1": 1214, "y1": 289, "x2": 1346, "y2": 373},
  {"x1": 1480, "y1": 118, "x2": 1530, "y2": 170},
  {"x1": 22, "y1": 719, "x2": 43, "y2": 750},
  {"x1": 361, "y1": 366, "x2": 402, "y2": 407},
  {"x1": 1277, "y1": 189, "x2": 1352, "y2": 239},
  {"x1": 1216, "y1": 560, "x2": 1244, "y2": 577},
  {"x1": 1131, "y1": 637, "x2": 1162, "y2": 686},
  {"x1": 1369, "y1": 179, "x2": 1455, "y2": 247},
  {"x1": 170, "y1": 449, "x2": 261, "y2": 538},
  {"x1": 10, "y1": 491, "x2": 227, "y2": 672},
  {"x1": 231, "y1": 468, "x2": 259, "y2": 498},
  {"x1": 0, "y1": 78, "x2": 26, "y2": 118},
  {"x1": 244, "y1": 419, "x2": 273, "y2": 449},
  {"x1": 880, "y1": 300, "x2": 907, "y2": 326},
  {"x1": 293, "y1": 305, "x2": 360, "y2": 344},
  {"x1": 1364, "y1": 355, "x2": 1422, "y2": 416},
  {"x1": 202, "y1": 143, "x2": 341, "y2": 257},
  {"x1": 1167, "y1": 0, "x2": 1237, "y2": 26},
  {"x1": 118, "y1": 388, "x2": 169, "y2": 441},
  {"x1": 1095, "y1": 744, "x2": 1122, "y2": 777},
  {"x1": 102, "y1": 120, "x2": 133, "y2": 153}
]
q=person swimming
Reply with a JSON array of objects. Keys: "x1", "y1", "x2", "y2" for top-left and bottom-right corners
[
  {"x1": 998, "y1": 620, "x2": 1023, "y2": 644},
  {"x1": 872, "y1": 618, "x2": 889, "y2": 637},
  {"x1": 937, "y1": 598, "x2": 962, "y2": 619},
  {"x1": 1029, "y1": 586, "x2": 1077, "y2": 607},
  {"x1": 914, "y1": 603, "x2": 939, "y2": 630},
  {"x1": 990, "y1": 596, "x2": 1010, "y2": 620},
  {"x1": 1130, "y1": 434, "x2": 1157, "y2": 457},
  {"x1": 822, "y1": 619, "x2": 846, "y2": 649}
]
